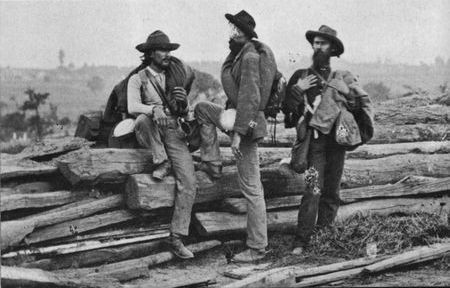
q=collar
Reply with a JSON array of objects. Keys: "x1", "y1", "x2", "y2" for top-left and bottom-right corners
[
  {"x1": 146, "y1": 66, "x2": 165, "y2": 77},
  {"x1": 233, "y1": 41, "x2": 253, "y2": 63}
]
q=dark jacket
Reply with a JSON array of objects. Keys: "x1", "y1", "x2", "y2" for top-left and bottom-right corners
[
  {"x1": 284, "y1": 68, "x2": 374, "y2": 145},
  {"x1": 221, "y1": 41, "x2": 277, "y2": 140}
]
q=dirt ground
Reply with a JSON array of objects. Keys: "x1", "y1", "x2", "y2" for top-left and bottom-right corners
[{"x1": 126, "y1": 233, "x2": 450, "y2": 287}]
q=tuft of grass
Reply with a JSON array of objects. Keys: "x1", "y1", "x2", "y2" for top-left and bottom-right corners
[{"x1": 308, "y1": 212, "x2": 448, "y2": 259}]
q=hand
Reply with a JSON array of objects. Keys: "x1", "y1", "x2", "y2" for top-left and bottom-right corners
[
  {"x1": 231, "y1": 132, "x2": 243, "y2": 160},
  {"x1": 153, "y1": 106, "x2": 169, "y2": 128},
  {"x1": 171, "y1": 87, "x2": 188, "y2": 112},
  {"x1": 296, "y1": 75, "x2": 318, "y2": 91}
]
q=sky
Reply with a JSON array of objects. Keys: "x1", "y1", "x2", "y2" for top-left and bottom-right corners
[{"x1": 0, "y1": 0, "x2": 449, "y2": 68}]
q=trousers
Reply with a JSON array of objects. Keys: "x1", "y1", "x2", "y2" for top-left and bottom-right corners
[
  {"x1": 134, "y1": 114, "x2": 197, "y2": 236},
  {"x1": 195, "y1": 102, "x2": 268, "y2": 249},
  {"x1": 295, "y1": 130, "x2": 346, "y2": 246}
]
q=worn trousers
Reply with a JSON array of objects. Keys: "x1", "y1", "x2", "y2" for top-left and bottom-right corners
[
  {"x1": 296, "y1": 131, "x2": 346, "y2": 246},
  {"x1": 134, "y1": 114, "x2": 197, "y2": 236},
  {"x1": 195, "y1": 102, "x2": 268, "y2": 249}
]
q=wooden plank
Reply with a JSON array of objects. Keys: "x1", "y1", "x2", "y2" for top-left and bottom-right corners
[
  {"x1": 222, "y1": 256, "x2": 387, "y2": 288},
  {"x1": 126, "y1": 169, "x2": 305, "y2": 210},
  {"x1": 221, "y1": 196, "x2": 303, "y2": 214},
  {"x1": 1, "y1": 265, "x2": 121, "y2": 288},
  {"x1": 340, "y1": 176, "x2": 450, "y2": 203},
  {"x1": 195, "y1": 197, "x2": 450, "y2": 236},
  {"x1": 3, "y1": 230, "x2": 169, "y2": 259},
  {"x1": 12, "y1": 181, "x2": 59, "y2": 194},
  {"x1": 363, "y1": 241, "x2": 450, "y2": 274},
  {"x1": 56, "y1": 148, "x2": 155, "y2": 185},
  {"x1": 61, "y1": 240, "x2": 222, "y2": 282},
  {"x1": 21, "y1": 240, "x2": 164, "y2": 270},
  {"x1": 25, "y1": 209, "x2": 135, "y2": 244},
  {"x1": 20, "y1": 194, "x2": 123, "y2": 228},
  {"x1": 1, "y1": 190, "x2": 89, "y2": 211}
]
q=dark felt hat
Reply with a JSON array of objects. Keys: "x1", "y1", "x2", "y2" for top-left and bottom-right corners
[
  {"x1": 306, "y1": 25, "x2": 344, "y2": 57},
  {"x1": 136, "y1": 30, "x2": 180, "y2": 52},
  {"x1": 225, "y1": 10, "x2": 258, "y2": 39}
]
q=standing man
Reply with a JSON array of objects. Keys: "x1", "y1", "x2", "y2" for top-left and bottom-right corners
[
  {"x1": 283, "y1": 25, "x2": 374, "y2": 255},
  {"x1": 194, "y1": 10, "x2": 278, "y2": 262},
  {"x1": 127, "y1": 30, "x2": 197, "y2": 259}
]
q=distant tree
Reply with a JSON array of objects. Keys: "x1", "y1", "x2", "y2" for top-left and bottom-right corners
[
  {"x1": 21, "y1": 88, "x2": 49, "y2": 139},
  {"x1": 68, "y1": 62, "x2": 75, "y2": 70},
  {"x1": 0, "y1": 100, "x2": 7, "y2": 118},
  {"x1": 190, "y1": 70, "x2": 223, "y2": 104},
  {"x1": 58, "y1": 49, "x2": 65, "y2": 67},
  {"x1": 435, "y1": 56, "x2": 445, "y2": 68},
  {"x1": 87, "y1": 75, "x2": 105, "y2": 95},
  {"x1": 363, "y1": 81, "x2": 391, "y2": 102}
]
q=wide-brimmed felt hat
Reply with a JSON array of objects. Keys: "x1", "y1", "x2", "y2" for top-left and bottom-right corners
[
  {"x1": 136, "y1": 30, "x2": 180, "y2": 52},
  {"x1": 306, "y1": 25, "x2": 344, "y2": 57},
  {"x1": 225, "y1": 10, "x2": 258, "y2": 39}
]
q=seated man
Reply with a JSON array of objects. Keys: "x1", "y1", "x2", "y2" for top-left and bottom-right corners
[{"x1": 127, "y1": 30, "x2": 197, "y2": 259}]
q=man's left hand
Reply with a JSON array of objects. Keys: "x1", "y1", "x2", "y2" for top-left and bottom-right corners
[{"x1": 231, "y1": 132, "x2": 242, "y2": 160}]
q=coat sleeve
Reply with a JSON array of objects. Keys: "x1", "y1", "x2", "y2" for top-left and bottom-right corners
[
  {"x1": 342, "y1": 71, "x2": 375, "y2": 144},
  {"x1": 233, "y1": 52, "x2": 261, "y2": 136},
  {"x1": 284, "y1": 70, "x2": 305, "y2": 114}
]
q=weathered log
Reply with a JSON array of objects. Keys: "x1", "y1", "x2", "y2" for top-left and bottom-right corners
[
  {"x1": 341, "y1": 153, "x2": 450, "y2": 187},
  {"x1": 18, "y1": 136, "x2": 94, "y2": 160},
  {"x1": 21, "y1": 239, "x2": 165, "y2": 270},
  {"x1": 1, "y1": 219, "x2": 35, "y2": 251},
  {"x1": 217, "y1": 124, "x2": 449, "y2": 146},
  {"x1": 3, "y1": 230, "x2": 169, "y2": 259},
  {"x1": 222, "y1": 256, "x2": 387, "y2": 288},
  {"x1": 222, "y1": 196, "x2": 303, "y2": 214},
  {"x1": 20, "y1": 194, "x2": 123, "y2": 228},
  {"x1": 0, "y1": 265, "x2": 121, "y2": 288},
  {"x1": 56, "y1": 148, "x2": 155, "y2": 185},
  {"x1": 195, "y1": 197, "x2": 450, "y2": 236},
  {"x1": 363, "y1": 241, "x2": 450, "y2": 274},
  {"x1": 1, "y1": 190, "x2": 89, "y2": 211},
  {"x1": 341, "y1": 176, "x2": 450, "y2": 203},
  {"x1": 51, "y1": 223, "x2": 170, "y2": 245},
  {"x1": 293, "y1": 242, "x2": 450, "y2": 287},
  {"x1": 194, "y1": 141, "x2": 450, "y2": 166},
  {"x1": 61, "y1": 240, "x2": 222, "y2": 281},
  {"x1": 370, "y1": 124, "x2": 449, "y2": 144},
  {"x1": 374, "y1": 104, "x2": 450, "y2": 125},
  {"x1": 25, "y1": 209, "x2": 135, "y2": 244},
  {"x1": 126, "y1": 169, "x2": 305, "y2": 210},
  {"x1": 10, "y1": 181, "x2": 59, "y2": 194},
  {"x1": 1, "y1": 154, "x2": 57, "y2": 180}
]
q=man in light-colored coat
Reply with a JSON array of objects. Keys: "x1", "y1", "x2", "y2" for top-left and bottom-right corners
[{"x1": 194, "y1": 10, "x2": 277, "y2": 262}]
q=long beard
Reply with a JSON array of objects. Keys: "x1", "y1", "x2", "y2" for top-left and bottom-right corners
[
  {"x1": 229, "y1": 38, "x2": 245, "y2": 56},
  {"x1": 312, "y1": 49, "x2": 331, "y2": 70}
]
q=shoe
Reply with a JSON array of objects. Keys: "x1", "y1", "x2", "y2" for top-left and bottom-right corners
[
  {"x1": 152, "y1": 161, "x2": 171, "y2": 180},
  {"x1": 165, "y1": 234, "x2": 194, "y2": 259},
  {"x1": 198, "y1": 162, "x2": 222, "y2": 179},
  {"x1": 232, "y1": 248, "x2": 266, "y2": 263}
]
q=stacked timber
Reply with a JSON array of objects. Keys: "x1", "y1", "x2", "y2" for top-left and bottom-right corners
[{"x1": 1, "y1": 133, "x2": 449, "y2": 287}]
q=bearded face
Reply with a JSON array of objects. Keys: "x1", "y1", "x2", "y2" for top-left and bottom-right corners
[{"x1": 312, "y1": 48, "x2": 331, "y2": 69}]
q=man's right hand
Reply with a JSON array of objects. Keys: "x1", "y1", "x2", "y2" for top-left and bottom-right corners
[
  {"x1": 153, "y1": 106, "x2": 169, "y2": 128},
  {"x1": 296, "y1": 74, "x2": 318, "y2": 91}
]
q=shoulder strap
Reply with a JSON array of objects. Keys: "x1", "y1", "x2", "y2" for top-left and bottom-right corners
[{"x1": 138, "y1": 69, "x2": 175, "y2": 115}]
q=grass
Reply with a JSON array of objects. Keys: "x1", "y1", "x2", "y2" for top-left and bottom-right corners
[{"x1": 265, "y1": 212, "x2": 449, "y2": 269}]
